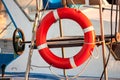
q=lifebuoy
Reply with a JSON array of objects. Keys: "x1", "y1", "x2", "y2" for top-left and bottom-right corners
[{"x1": 36, "y1": 8, "x2": 95, "y2": 69}]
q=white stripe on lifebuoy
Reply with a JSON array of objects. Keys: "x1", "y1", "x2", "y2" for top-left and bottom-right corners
[
  {"x1": 83, "y1": 26, "x2": 94, "y2": 33},
  {"x1": 53, "y1": 10, "x2": 59, "y2": 20},
  {"x1": 69, "y1": 57, "x2": 77, "y2": 68},
  {"x1": 37, "y1": 43, "x2": 48, "y2": 50}
]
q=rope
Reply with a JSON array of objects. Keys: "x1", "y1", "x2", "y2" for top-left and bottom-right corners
[
  {"x1": 49, "y1": 57, "x2": 92, "y2": 80},
  {"x1": 115, "y1": 0, "x2": 119, "y2": 41},
  {"x1": 25, "y1": 0, "x2": 42, "y2": 79},
  {"x1": 69, "y1": 57, "x2": 91, "y2": 79},
  {"x1": 84, "y1": 40, "x2": 105, "y2": 45},
  {"x1": 49, "y1": 66, "x2": 65, "y2": 79},
  {"x1": 100, "y1": 44, "x2": 111, "y2": 80},
  {"x1": 70, "y1": 0, "x2": 82, "y2": 9},
  {"x1": 39, "y1": 0, "x2": 49, "y2": 22},
  {"x1": 90, "y1": 46, "x2": 99, "y2": 59}
]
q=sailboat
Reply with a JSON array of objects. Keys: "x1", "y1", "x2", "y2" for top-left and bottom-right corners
[{"x1": 0, "y1": 0, "x2": 120, "y2": 80}]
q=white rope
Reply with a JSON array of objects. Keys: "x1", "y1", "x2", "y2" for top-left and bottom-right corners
[
  {"x1": 69, "y1": 57, "x2": 91, "y2": 79},
  {"x1": 83, "y1": 40, "x2": 103, "y2": 60},
  {"x1": 49, "y1": 57, "x2": 92, "y2": 80},
  {"x1": 84, "y1": 40, "x2": 105, "y2": 45},
  {"x1": 96, "y1": 40, "x2": 105, "y2": 44},
  {"x1": 49, "y1": 66, "x2": 65, "y2": 79},
  {"x1": 90, "y1": 46, "x2": 99, "y2": 59}
]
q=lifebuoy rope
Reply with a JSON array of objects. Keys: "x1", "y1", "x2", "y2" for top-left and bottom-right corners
[{"x1": 49, "y1": 56, "x2": 92, "y2": 80}]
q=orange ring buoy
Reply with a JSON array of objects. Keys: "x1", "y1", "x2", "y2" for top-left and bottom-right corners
[{"x1": 36, "y1": 8, "x2": 95, "y2": 69}]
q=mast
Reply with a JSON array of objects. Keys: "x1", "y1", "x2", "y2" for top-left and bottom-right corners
[{"x1": 99, "y1": 0, "x2": 108, "y2": 80}]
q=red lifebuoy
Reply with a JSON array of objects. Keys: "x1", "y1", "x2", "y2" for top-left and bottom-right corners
[{"x1": 36, "y1": 8, "x2": 95, "y2": 69}]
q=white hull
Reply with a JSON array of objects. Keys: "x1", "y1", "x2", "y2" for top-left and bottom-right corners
[{"x1": 1, "y1": 0, "x2": 120, "y2": 78}]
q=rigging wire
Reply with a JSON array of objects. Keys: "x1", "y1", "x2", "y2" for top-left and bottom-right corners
[
  {"x1": 115, "y1": 0, "x2": 119, "y2": 41},
  {"x1": 0, "y1": 22, "x2": 12, "y2": 35},
  {"x1": 14, "y1": 0, "x2": 35, "y2": 22},
  {"x1": 21, "y1": 0, "x2": 34, "y2": 9},
  {"x1": 39, "y1": 0, "x2": 49, "y2": 22},
  {"x1": 100, "y1": 44, "x2": 111, "y2": 80},
  {"x1": 25, "y1": 0, "x2": 49, "y2": 80},
  {"x1": 99, "y1": 0, "x2": 115, "y2": 79}
]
